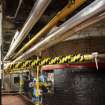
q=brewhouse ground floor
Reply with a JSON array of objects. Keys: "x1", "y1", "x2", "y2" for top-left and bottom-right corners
[{"x1": 2, "y1": 94, "x2": 33, "y2": 105}]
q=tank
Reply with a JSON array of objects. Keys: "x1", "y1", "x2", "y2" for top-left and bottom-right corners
[{"x1": 42, "y1": 63, "x2": 105, "y2": 105}]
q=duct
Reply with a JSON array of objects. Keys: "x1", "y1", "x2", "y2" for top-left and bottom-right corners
[
  {"x1": 13, "y1": 0, "x2": 86, "y2": 59},
  {"x1": 4, "y1": 0, "x2": 51, "y2": 61},
  {"x1": 13, "y1": 0, "x2": 105, "y2": 62}
]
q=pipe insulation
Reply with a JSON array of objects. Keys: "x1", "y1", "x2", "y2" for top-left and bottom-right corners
[
  {"x1": 4, "y1": 0, "x2": 51, "y2": 60},
  {"x1": 13, "y1": 0, "x2": 105, "y2": 62}
]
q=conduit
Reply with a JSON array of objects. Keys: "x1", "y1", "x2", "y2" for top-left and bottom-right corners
[
  {"x1": 13, "y1": 0, "x2": 86, "y2": 59},
  {"x1": 13, "y1": 0, "x2": 105, "y2": 62},
  {"x1": 4, "y1": 0, "x2": 51, "y2": 60}
]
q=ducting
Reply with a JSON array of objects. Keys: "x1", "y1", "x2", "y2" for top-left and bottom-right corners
[
  {"x1": 13, "y1": 0, "x2": 105, "y2": 62},
  {"x1": 13, "y1": 0, "x2": 86, "y2": 59},
  {"x1": 4, "y1": 0, "x2": 51, "y2": 60}
]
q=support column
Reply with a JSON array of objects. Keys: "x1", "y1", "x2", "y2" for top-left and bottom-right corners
[{"x1": 0, "y1": 4, "x2": 2, "y2": 105}]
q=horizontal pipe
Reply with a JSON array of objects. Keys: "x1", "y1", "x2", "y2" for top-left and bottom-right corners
[
  {"x1": 63, "y1": 11, "x2": 105, "y2": 40},
  {"x1": 65, "y1": 16, "x2": 105, "y2": 41},
  {"x1": 13, "y1": 0, "x2": 86, "y2": 59},
  {"x1": 14, "y1": 0, "x2": 23, "y2": 18},
  {"x1": 6, "y1": 12, "x2": 104, "y2": 70},
  {"x1": 13, "y1": 0, "x2": 105, "y2": 62},
  {"x1": 5, "y1": 53, "x2": 105, "y2": 72},
  {"x1": 4, "y1": 0, "x2": 51, "y2": 61},
  {"x1": 9, "y1": 30, "x2": 19, "y2": 50}
]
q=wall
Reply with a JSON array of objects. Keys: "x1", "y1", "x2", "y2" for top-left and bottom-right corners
[{"x1": 3, "y1": 74, "x2": 20, "y2": 91}]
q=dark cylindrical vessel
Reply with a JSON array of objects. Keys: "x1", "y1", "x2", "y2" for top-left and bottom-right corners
[{"x1": 42, "y1": 63, "x2": 105, "y2": 105}]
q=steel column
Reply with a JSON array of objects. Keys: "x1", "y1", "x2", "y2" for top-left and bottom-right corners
[{"x1": 0, "y1": 4, "x2": 2, "y2": 105}]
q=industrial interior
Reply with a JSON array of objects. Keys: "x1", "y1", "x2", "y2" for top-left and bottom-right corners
[{"x1": 0, "y1": 0, "x2": 105, "y2": 105}]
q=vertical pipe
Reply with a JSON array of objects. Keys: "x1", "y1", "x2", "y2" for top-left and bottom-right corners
[{"x1": 36, "y1": 56, "x2": 41, "y2": 105}]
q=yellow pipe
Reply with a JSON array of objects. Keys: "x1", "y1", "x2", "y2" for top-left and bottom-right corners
[
  {"x1": 35, "y1": 56, "x2": 40, "y2": 105},
  {"x1": 36, "y1": 67, "x2": 39, "y2": 97},
  {"x1": 13, "y1": 0, "x2": 86, "y2": 59}
]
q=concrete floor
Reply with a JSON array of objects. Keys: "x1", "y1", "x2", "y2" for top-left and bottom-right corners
[{"x1": 2, "y1": 95, "x2": 33, "y2": 105}]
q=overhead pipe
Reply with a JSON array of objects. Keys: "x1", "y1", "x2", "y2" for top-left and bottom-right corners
[
  {"x1": 13, "y1": 0, "x2": 86, "y2": 59},
  {"x1": 64, "y1": 11, "x2": 105, "y2": 41},
  {"x1": 65, "y1": 30, "x2": 105, "y2": 41},
  {"x1": 6, "y1": 0, "x2": 23, "y2": 19},
  {"x1": 5, "y1": 14, "x2": 103, "y2": 71},
  {"x1": 65, "y1": 12, "x2": 105, "y2": 41},
  {"x1": 9, "y1": 30, "x2": 19, "y2": 50},
  {"x1": 13, "y1": 0, "x2": 105, "y2": 62},
  {"x1": 14, "y1": 12, "x2": 105, "y2": 62},
  {"x1": 14, "y1": 0, "x2": 23, "y2": 18},
  {"x1": 4, "y1": 53, "x2": 105, "y2": 73},
  {"x1": 4, "y1": 0, "x2": 51, "y2": 61},
  {"x1": 5, "y1": 12, "x2": 105, "y2": 70}
]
